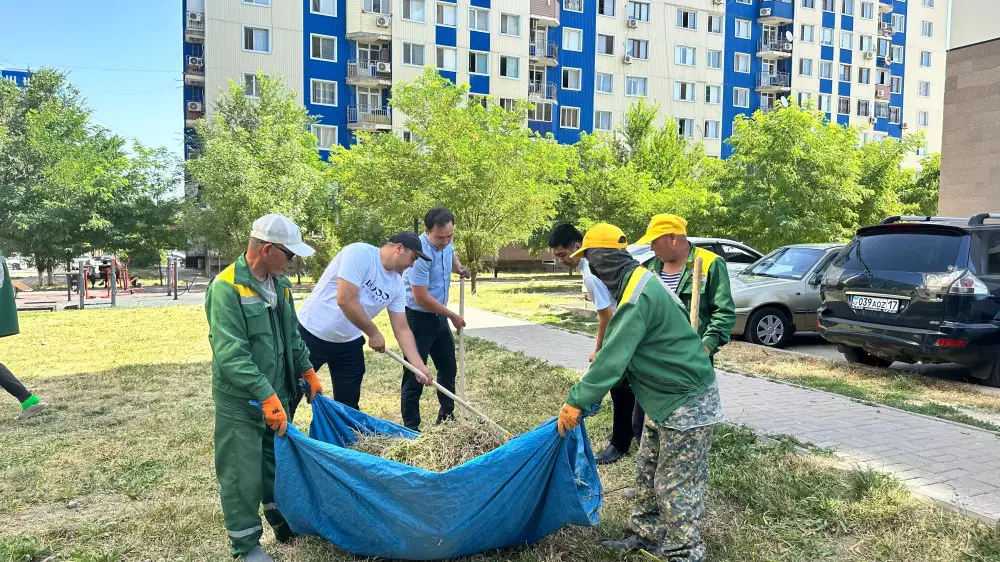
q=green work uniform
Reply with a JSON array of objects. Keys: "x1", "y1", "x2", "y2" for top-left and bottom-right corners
[
  {"x1": 0, "y1": 250, "x2": 19, "y2": 338},
  {"x1": 205, "y1": 254, "x2": 313, "y2": 556},
  {"x1": 645, "y1": 245, "x2": 736, "y2": 355}
]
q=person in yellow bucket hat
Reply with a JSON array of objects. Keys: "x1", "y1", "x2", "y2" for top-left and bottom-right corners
[{"x1": 555, "y1": 223, "x2": 720, "y2": 561}]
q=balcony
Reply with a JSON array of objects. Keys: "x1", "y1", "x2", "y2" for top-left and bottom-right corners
[
  {"x1": 878, "y1": 23, "x2": 894, "y2": 38},
  {"x1": 529, "y1": 40, "x2": 558, "y2": 67},
  {"x1": 529, "y1": 0, "x2": 560, "y2": 27},
  {"x1": 756, "y1": 72, "x2": 791, "y2": 93},
  {"x1": 877, "y1": 54, "x2": 894, "y2": 69},
  {"x1": 528, "y1": 80, "x2": 557, "y2": 103},
  {"x1": 185, "y1": 101, "x2": 205, "y2": 127},
  {"x1": 758, "y1": 0, "x2": 793, "y2": 25},
  {"x1": 347, "y1": 105, "x2": 392, "y2": 131},
  {"x1": 185, "y1": 11, "x2": 205, "y2": 43},
  {"x1": 184, "y1": 56, "x2": 205, "y2": 86},
  {"x1": 879, "y1": 0, "x2": 893, "y2": 14},
  {"x1": 346, "y1": 60, "x2": 392, "y2": 86},
  {"x1": 346, "y1": 10, "x2": 392, "y2": 41},
  {"x1": 757, "y1": 39, "x2": 793, "y2": 59}
]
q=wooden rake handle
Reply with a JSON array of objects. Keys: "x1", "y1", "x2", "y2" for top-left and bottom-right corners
[{"x1": 689, "y1": 257, "x2": 703, "y2": 332}]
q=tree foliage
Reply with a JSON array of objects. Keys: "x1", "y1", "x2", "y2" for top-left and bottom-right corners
[{"x1": 904, "y1": 152, "x2": 940, "y2": 216}]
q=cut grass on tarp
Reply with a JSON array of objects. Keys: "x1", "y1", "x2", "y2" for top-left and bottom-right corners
[
  {"x1": 4, "y1": 305, "x2": 1000, "y2": 560},
  {"x1": 352, "y1": 418, "x2": 509, "y2": 472}
]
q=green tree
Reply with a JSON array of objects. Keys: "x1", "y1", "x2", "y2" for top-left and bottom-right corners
[
  {"x1": 853, "y1": 132, "x2": 926, "y2": 228},
  {"x1": 903, "y1": 152, "x2": 941, "y2": 216},
  {"x1": 716, "y1": 104, "x2": 862, "y2": 251},
  {"x1": 333, "y1": 67, "x2": 574, "y2": 291},
  {"x1": 183, "y1": 72, "x2": 333, "y2": 261}
]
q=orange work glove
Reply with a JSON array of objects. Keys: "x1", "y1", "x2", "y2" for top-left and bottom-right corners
[
  {"x1": 302, "y1": 368, "x2": 323, "y2": 403},
  {"x1": 261, "y1": 394, "x2": 288, "y2": 437},
  {"x1": 557, "y1": 403, "x2": 582, "y2": 437},
  {"x1": 705, "y1": 345, "x2": 712, "y2": 355}
]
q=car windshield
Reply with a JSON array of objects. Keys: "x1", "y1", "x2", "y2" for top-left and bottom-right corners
[{"x1": 746, "y1": 247, "x2": 826, "y2": 280}]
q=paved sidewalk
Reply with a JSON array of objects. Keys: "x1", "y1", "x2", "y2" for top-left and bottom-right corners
[{"x1": 460, "y1": 306, "x2": 1000, "y2": 523}]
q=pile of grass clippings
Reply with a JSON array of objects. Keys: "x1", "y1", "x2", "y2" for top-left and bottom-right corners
[{"x1": 352, "y1": 418, "x2": 509, "y2": 472}]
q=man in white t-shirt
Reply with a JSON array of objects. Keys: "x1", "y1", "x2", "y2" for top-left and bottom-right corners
[{"x1": 297, "y1": 232, "x2": 434, "y2": 411}]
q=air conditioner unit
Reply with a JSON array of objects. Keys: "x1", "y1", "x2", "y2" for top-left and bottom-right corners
[
  {"x1": 626, "y1": 18, "x2": 638, "y2": 28},
  {"x1": 623, "y1": 54, "x2": 633, "y2": 64},
  {"x1": 188, "y1": 12, "x2": 203, "y2": 23},
  {"x1": 782, "y1": 42, "x2": 793, "y2": 52},
  {"x1": 879, "y1": 22, "x2": 892, "y2": 31},
  {"x1": 869, "y1": 116, "x2": 878, "y2": 124},
  {"x1": 875, "y1": 89, "x2": 885, "y2": 98},
  {"x1": 187, "y1": 101, "x2": 204, "y2": 112},
  {"x1": 375, "y1": 15, "x2": 391, "y2": 27},
  {"x1": 901, "y1": 122, "x2": 908, "y2": 129},
  {"x1": 376, "y1": 61, "x2": 391, "y2": 72},
  {"x1": 759, "y1": 7, "x2": 772, "y2": 17},
  {"x1": 187, "y1": 56, "x2": 204, "y2": 68},
  {"x1": 864, "y1": 50, "x2": 875, "y2": 60}
]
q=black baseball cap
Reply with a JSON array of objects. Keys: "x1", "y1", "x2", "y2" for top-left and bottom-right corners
[{"x1": 389, "y1": 231, "x2": 431, "y2": 261}]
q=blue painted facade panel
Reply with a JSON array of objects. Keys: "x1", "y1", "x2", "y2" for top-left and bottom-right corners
[
  {"x1": 721, "y1": 0, "x2": 759, "y2": 158},
  {"x1": 470, "y1": 31, "x2": 490, "y2": 52},
  {"x1": 888, "y1": 0, "x2": 907, "y2": 138},
  {"x1": 549, "y1": 0, "x2": 594, "y2": 144},
  {"x1": 436, "y1": 26, "x2": 457, "y2": 47},
  {"x1": 303, "y1": 0, "x2": 349, "y2": 151},
  {"x1": 469, "y1": 74, "x2": 490, "y2": 94}
]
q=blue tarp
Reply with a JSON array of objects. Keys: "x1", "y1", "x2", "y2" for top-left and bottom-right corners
[{"x1": 274, "y1": 395, "x2": 603, "y2": 560}]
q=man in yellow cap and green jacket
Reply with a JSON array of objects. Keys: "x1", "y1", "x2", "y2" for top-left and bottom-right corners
[{"x1": 556, "y1": 223, "x2": 721, "y2": 562}]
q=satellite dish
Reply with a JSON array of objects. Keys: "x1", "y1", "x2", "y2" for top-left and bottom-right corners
[
  {"x1": 785, "y1": 30, "x2": 794, "y2": 42},
  {"x1": 780, "y1": 97, "x2": 790, "y2": 108}
]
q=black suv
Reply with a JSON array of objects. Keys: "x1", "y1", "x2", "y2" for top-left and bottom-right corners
[{"x1": 818, "y1": 214, "x2": 1000, "y2": 385}]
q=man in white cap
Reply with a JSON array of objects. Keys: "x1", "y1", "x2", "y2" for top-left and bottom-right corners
[{"x1": 205, "y1": 213, "x2": 322, "y2": 562}]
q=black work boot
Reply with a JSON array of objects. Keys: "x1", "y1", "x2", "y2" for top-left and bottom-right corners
[
  {"x1": 594, "y1": 443, "x2": 626, "y2": 465},
  {"x1": 600, "y1": 534, "x2": 648, "y2": 553}
]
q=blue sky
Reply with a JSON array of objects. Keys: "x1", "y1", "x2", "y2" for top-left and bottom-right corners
[{"x1": 0, "y1": 1, "x2": 183, "y2": 155}]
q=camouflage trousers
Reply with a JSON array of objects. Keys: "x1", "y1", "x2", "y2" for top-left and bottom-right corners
[{"x1": 629, "y1": 420, "x2": 714, "y2": 562}]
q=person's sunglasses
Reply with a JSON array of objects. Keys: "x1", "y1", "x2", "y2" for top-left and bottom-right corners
[{"x1": 269, "y1": 244, "x2": 295, "y2": 261}]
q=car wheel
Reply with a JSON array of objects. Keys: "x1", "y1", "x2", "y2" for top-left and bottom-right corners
[
  {"x1": 746, "y1": 307, "x2": 791, "y2": 348},
  {"x1": 968, "y1": 351, "x2": 1000, "y2": 388},
  {"x1": 842, "y1": 346, "x2": 893, "y2": 369}
]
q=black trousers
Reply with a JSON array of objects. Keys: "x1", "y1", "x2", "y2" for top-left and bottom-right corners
[
  {"x1": 0, "y1": 362, "x2": 32, "y2": 404},
  {"x1": 609, "y1": 378, "x2": 644, "y2": 452},
  {"x1": 401, "y1": 308, "x2": 457, "y2": 430},
  {"x1": 297, "y1": 324, "x2": 366, "y2": 415}
]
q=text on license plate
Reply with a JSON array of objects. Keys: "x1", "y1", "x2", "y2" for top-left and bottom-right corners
[{"x1": 850, "y1": 295, "x2": 900, "y2": 313}]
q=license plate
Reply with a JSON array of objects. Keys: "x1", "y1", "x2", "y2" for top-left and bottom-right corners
[{"x1": 850, "y1": 295, "x2": 900, "y2": 313}]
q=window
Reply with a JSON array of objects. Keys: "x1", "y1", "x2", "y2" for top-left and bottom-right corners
[
  {"x1": 801, "y1": 24, "x2": 815, "y2": 43},
  {"x1": 677, "y1": 118, "x2": 695, "y2": 138},
  {"x1": 563, "y1": 28, "x2": 583, "y2": 52},
  {"x1": 500, "y1": 13, "x2": 520, "y2": 36},
  {"x1": 860, "y1": 35, "x2": 873, "y2": 52},
  {"x1": 799, "y1": 58, "x2": 814, "y2": 76},
  {"x1": 735, "y1": 53, "x2": 751, "y2": 73},
  {"x1": 760, "y1": 93, "x2": 776, "y2": 111},
  {"x1": 736, "y1": 0, "x2": 750, "y2": 3},
  {"x1": 563, "y1": 0, "x2": 583, "y2": 13},
  {"x1": 878, "y1": 38, "x2": 891, "y2": 57},
  {"x1": 704, "y1": 120, "x2": 720, "y2": 139},
  {"x1": 468, "y1": 51, "x2": 488, "y2": 74},
  {"x1": 706, "y1": 50, "x2": 722, "y2": 69},
  {"x1": 674, "y1": 81, "x2": 696, "y2": 102},
  {"x1": 469, "y1": 7, "x2": 489, "y2": 32},
  {"x1": 244, "y1": 0, "x2": 270, "y2": 5},
  {"x1": 819, "y1": 61, "x2": 833, "y2": 79},
  {"x1": 838, "y1": 96, "x2": 851, "y2": 114},
  {"x1": 594, "y1": 110, "x2": 613, "y2": 131},
  {"x1": 875, "y1": 101, "x2": 889, "y2": 118},
  {"x1": 802, "y1": 0, "x2": 815, "y2": 7},
  {"x1": 923, "y1": 0, "x2": 935, "y2": 6},
  {"x1": 675, "y1": 46, "x2": 696, "y2": 66},
  {"x1": 312, "y1": 125, "x2": 337, "y2": 150},
  {"x1": 436, "y1": 46, "x2": 457, "y2": 71},
  {"x1": 890, "y1": 76, "x2": 902, "y2": 93},
  {"x1": 403, "y1": 42, "x2": 425, "y2": 66},
  {"x1": 858, "y1": 68, "x2": 870, "y2": 84},
  {"x1": 598, "y1": 0, "x2": 615, "y2": 16},
  {"x1": 243, "y1": 73, "x2": 260, "y2": 98},
  {"x1": 876, "y1": 69, "x2": 890, "y2": 85},
  {"x1": 798, "y1": 92, "x2": 812, "y2": 106},
  {"x1": 823, "y1": 0, "x2": 835, "y2": 10},
  {"x1": 840, "y1": 31, "x2": 853, "y2": 50},
  {"x1": 842, "y1": 0, "x2": 854, "y2": 16},
  {"x1": 527, "y1": 102, "x2": 552, "y2": 122},
  {"x1": 892, "y1": 14, "x2": 905, "y2": 33},
  {"x1": 436, "y1": 2, "x2": 457, "y2": 26},
  {"x1": 861, "y1": 1, "x2": 874, "y2": 18},
  {"x1": 920, "y1": 50, "x2": 932, "y2": 67},
  {"x1": 917, "y1": 110, "x2": 929, "y2": 127},
  {"x1": 364, "y1": 0, "x2": 389, "y2": 13},
  {"x1": 628, "y1": 1, "x2": 650, "y2": 22},
  {"x1": 628, "y1": 39, "x2": 650, "y2": 60},
  {"x1": 562, "y1": 67, "x2": 581, "y2": 89},
  {"x1": 595, "y1": 72, "x2": 614, "y2": 93},
  {"x1": 560, "y1": 106, "x2": 580, "y2": 129},
  {"x1": 243, "y1": 26, "x2": 271, "y2": 53},
  {"x1": 403, "y1": 0, "x2": 425, "y2": 22},
  {"x1": 819, "y1": 93, "x2": 832, "y2": 112},
  {"x1": 401, "y1": 130, "x2": 419, "y2": 142},
  {"x1": 310, "y1": 34, "x2": 337, "y2": 61},
  {"x1": 708, "y1": 15, "x2": 722, "y2": 34},
  {"x1": 706, "y1": 85, "x2": 721, "y2": 104},
  {"x1": 734, "y1": 87, "x2": 750, "y2": 107},
  {"x1": 921, "y1": 21, "x2": 933, "y2": 37},
  {"x1": 839, "y1": 63, "x2": 851, "y2": 82},
  {"x1": 311, "y1": 0, "x2": 336, "y2": 16},
  {"x1": 857, "y1": 99, "x2": 870, "y2": 116},
  {"x1": 310, "y1": 79, "x2": 337, "y2": 106},
  {"x1": 625, "y1": 76, "x2": 648, "y2": 96},
  {"x1": 889, "y1": 106, "x2": 900, "y2": 124},
  {"x1": 498, "y1": 98, "x2": 517, "y2": 112},
  {"x1": 735, "y1": 19, "x2": 751, "y2": 39},
  {"x1": 821, "y1": 28, "x2": 834, "y2": 46},
  {"x1": 916, "y1": 143, "x2": 928, "y2": 156},
  {"x1": 498, "y1": 55, "x2": 520, "y2": 78},
  {"x1": 597, "y1": 34, "x2": 615, "y2": 55},
  {"x1": 676, "y1": 9, "x2": 697, "y2": 30},
  {"x1": 892, "y1": 45, "x2": 904, "y2": 63}
]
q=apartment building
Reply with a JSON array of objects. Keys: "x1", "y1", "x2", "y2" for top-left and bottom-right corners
[{"x1": 182, "y1": 0, "x2": 947, "y2": 159}]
